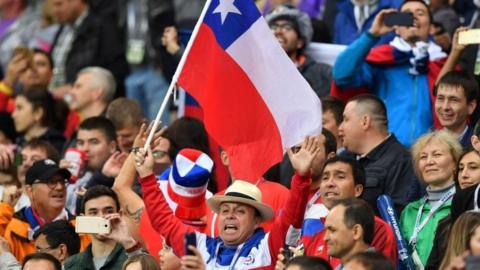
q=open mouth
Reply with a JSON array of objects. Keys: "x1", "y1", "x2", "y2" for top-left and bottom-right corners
[
  {"x1": 323, "y1": 192, "x2": 339, "y2": 199},
  {"x1": 224, "y1": 224, "x2": 238, "y2": 233},
  {"x1": 51, "y1": 193, "x2": 65, "y2": 199}
]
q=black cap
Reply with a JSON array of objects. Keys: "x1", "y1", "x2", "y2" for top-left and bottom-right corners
[{"x1": 25, "y1": 159, "x2": 71, "y2": 186}]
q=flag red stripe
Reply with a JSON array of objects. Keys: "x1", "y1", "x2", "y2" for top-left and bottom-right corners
[{"x1": 178, "y1": 24, "x2": 283, "y2": 181}]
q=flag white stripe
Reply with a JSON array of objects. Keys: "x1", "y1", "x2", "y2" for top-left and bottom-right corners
[{"x1": 226, "y1": 18, "x2": 322, "y2": 149}]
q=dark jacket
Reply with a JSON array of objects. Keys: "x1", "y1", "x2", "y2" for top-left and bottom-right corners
[
  {"x1": 16, "y1": 128, "x2": 65, "y2": 154},
  {"x1": 425, "y1": 215, "x2": 451, "y2": 270},
  {"x1": 298, "y1": 55, "x2": 332, "y2": 98},
  {"x1": 51, "y1": 11, "x2": 129, "y2": 97},
  {"x1": 341, "y1": 134, "x2": 417, "y2": 214},
  {"x1": 64, "y1": 243, "x2": 127, "y2": 270}
]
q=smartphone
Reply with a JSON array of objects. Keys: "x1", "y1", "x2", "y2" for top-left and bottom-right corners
[
  {"x1": 184, "y1": 232, "x2": 197, "y2": 255},
  {"x1": 465, "y1": 255, "x2": 480, "y2": 270},
  {"x1": 13, "y1": 46, "x2": 33, "y2": 68},
  {"x1": 282, "y1": 246, "x2": 294, "y2": 264},
  {"x1": 459, "y1": 29, "x2": 480, "y2": 45},
  {"x1": 384, "y1": 12, "x2": 414, "y2": 27},
  {"x1": 75, "y1": 216, "x2": 111, "y2": 234}
]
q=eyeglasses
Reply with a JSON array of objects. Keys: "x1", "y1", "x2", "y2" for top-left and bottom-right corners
[
  {"x1": 36, "y1": 245, "x2": 59, "y2": 253},
  {"x1": 270, "y1": 23, "x2": 295, "y2": 33},
  {"x1": 152, "y1": 150, "x2": 168, "y2": 159},
  {"x1": 32, "y1": 178, "x2": 68, "y2": 189}
]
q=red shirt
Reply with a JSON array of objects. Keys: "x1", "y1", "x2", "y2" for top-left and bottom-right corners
[{"x1": 305, "y1": 216, "x2": 398, "y2": 269}]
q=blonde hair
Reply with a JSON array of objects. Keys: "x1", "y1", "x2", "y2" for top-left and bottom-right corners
[
  {"x1": 411, "y1": 130, "x2": 462, "y2": 182},
  {"x1": 440, "y1": 212, "x2": 480, "y2": 270}
]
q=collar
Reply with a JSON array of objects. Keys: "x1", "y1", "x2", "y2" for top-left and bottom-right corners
[
  {"x1": 457, "y1": 125, "x2": 470, "y2": 141},
  {"x1": 426, "y1": 182, "x2": 455, "y2": 203},
  {"x1": 358, "y1": 134, "x2": 393, "y2": 161},
  {"x1": 389, "y1": 36, "x2": 447, "y2": 61},
  {"x1": 79, "y1": 243, "x2": 125, "y2": 269},
  {"x1": 72, "y1": 9, "x2": 89, "y2": 29}
]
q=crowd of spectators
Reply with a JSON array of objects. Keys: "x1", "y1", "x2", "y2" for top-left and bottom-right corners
[{"x1": 2, "y1": 0, "x2": 480, "y2": 269}]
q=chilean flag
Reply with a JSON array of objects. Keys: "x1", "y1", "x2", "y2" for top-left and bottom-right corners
[{"x1": 177, "y1": 0, "x2": 322, "y2": 181}]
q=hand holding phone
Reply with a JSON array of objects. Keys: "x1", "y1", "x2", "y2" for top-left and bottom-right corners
[
  {"x1": 384, "y1": 12, "x2": 414, "y2": 27},
  {"x1": 459, "y1": 29, "x2": 480, "y2": 45},
  {"x1": 75, "y1": 216, "x2": 111, "y2": 234},
  {"x1": 184, "y1": 232, "x2": 197, "y2": 255}
]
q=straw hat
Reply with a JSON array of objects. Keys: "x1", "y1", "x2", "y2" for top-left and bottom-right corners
[{"x1": 207, "y1": 180, "x2": 274, "y2": 221}]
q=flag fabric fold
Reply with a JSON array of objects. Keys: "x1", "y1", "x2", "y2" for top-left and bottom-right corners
[{"x1": 178, "y1": 0, "x2": 322, "y2": 181}]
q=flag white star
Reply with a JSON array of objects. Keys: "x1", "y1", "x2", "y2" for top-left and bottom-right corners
[{"x1": 212, "y1": 0, "x2": 242, "y2": 24}]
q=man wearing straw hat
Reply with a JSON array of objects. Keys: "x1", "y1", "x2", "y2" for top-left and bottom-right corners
[{"x1": 134, "y1": 136, "x2": 319, "y2": 269}]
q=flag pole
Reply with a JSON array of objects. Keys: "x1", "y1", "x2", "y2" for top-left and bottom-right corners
[{"x1": 143, "y1": 0, "x2": 213, "y2": 151}]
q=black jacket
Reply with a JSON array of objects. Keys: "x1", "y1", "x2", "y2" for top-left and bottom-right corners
[
  {"x1": 51, "y1": 11, "x2": 129, "y2": 97},
  {"x1": 341, "y1": 134, "x2": 418, "y2": 214}
]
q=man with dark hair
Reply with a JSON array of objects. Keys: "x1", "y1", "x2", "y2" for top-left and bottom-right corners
[
  {"x1": 435, "y1": 70, "x2": 479, "y2": 148},
  {"x1": 64, "y1": 185, "x2": 143, "y2": 270},
  {"x1": 323, "y1": 198, "x2": 375, "y2": 269},
  {"x1": 344, "y1": 251, "x2": 395, "y2": 270},
  {"x1": 105, "y1": 98, "x2": 145, "y2": 153},
  {"x1": 321, "y1": 96, "x2": 345, "y2": 150},
  {"x1": 65, "y1": 116, "x2": 117, "y2": 214},
  {"x1": 285, "y1": 256, "x2": 332, "y2": 270},
  {"x1": 33, "y1": 220, "x2": 81, "y2": 264},
  {"x1": 339, "y1": 94, "x2": 417, "y2": 212},
  {"x1": 304, "y1": 156, "x2": 397, "y2": 269},
  {"x1": 265, "y1": 5, "x2": 332, "y2": 98},
  {"x1": 18, "y1": 139, "x2": 61, "y2": 184},
  {"x1": 22, "y1": 253, "x2": 62, "y2": 270},
  {"x1": 332, "y1": 0, "x2": 446, "y2": 148}
]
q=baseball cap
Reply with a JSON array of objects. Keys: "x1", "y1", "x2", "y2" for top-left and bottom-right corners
[{"x1": 25, "y1": 159, "x2": 71, "y2": 186}]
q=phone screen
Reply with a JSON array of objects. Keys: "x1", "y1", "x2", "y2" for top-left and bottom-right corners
[
  {"x1": 184, "y1": 232, "x2": 197, "y2": 255},
  {"x1": 384, "y1": 12, "x2": 414, "y2": 27}
]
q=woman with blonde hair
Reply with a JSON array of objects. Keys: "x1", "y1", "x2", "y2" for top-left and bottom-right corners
[
  {"x1": 439, "y1": 211, "x2": 480, "y2": 269},
  {"x1": 400, "y1": 130, "x2": 462, "y2": 269}
]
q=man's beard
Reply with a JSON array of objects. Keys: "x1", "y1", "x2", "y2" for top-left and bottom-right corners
[{"x1": 405, "y1": 34, "x2": 421, "y2": 44}]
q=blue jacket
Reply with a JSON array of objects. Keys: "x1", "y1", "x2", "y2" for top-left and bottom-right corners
[
  {"x1": 333, "y1": 32, "x2": 439, "y2": 147},
  {"x1": 334, "y1": 0, "x2": 402, "y2": 45}
]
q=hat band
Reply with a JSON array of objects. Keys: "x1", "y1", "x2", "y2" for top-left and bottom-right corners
[
  {"x1": 225, "y1": 192, "x2": 257, "y2": 202},
  {"x1": 167, "y1": 182, "x2": 206, "y2": 207}
]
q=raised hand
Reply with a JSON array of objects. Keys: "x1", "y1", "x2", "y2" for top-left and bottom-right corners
[
  {"x1": 369, "y1": 9, "x2": 397, "y2": 37},
  {"x1": 451, "y1": 27, "x2": 469, "y2": 53},
  {"x1": 134, "y1": 147, "x2": 154, "y2": 178},
  {"x1": 1, "y1": 185, "x2": 22, "y2": 208},
  {"x1": 101, "y1": 213, "x2": 137, "y2": 249},
  {"x1": 4, "y1": 53, "x2": 29, "y2": 87},
  {"x1": 0, "y1": 144, "x2": 15, "y2": 170},
  {"x1": 133, "y1": 122, "x2": 167, "y2": 149},
  {"x1": 287, "y1": 136, "x2": 320, "y2": 177},
  {"x1": 162, "y1": 26, "x2": 181, "y2": 55},
  {"x1": 102, "y1": 151, "x2": 128, "y2": 178}
]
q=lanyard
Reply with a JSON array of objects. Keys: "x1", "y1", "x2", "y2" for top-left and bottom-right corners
[
  {"x1": 306, "y1": 189, "x2": 322, "y2": 212},
  {"x1": 409, "y1": 186, "x2": 455, "y2": 247},
  {"x1": 474, "y1": 184, "x2": 480, "y2": 211},
  {"x1": 208, "y1": 243, "x2": 245, "y2": 270}
]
